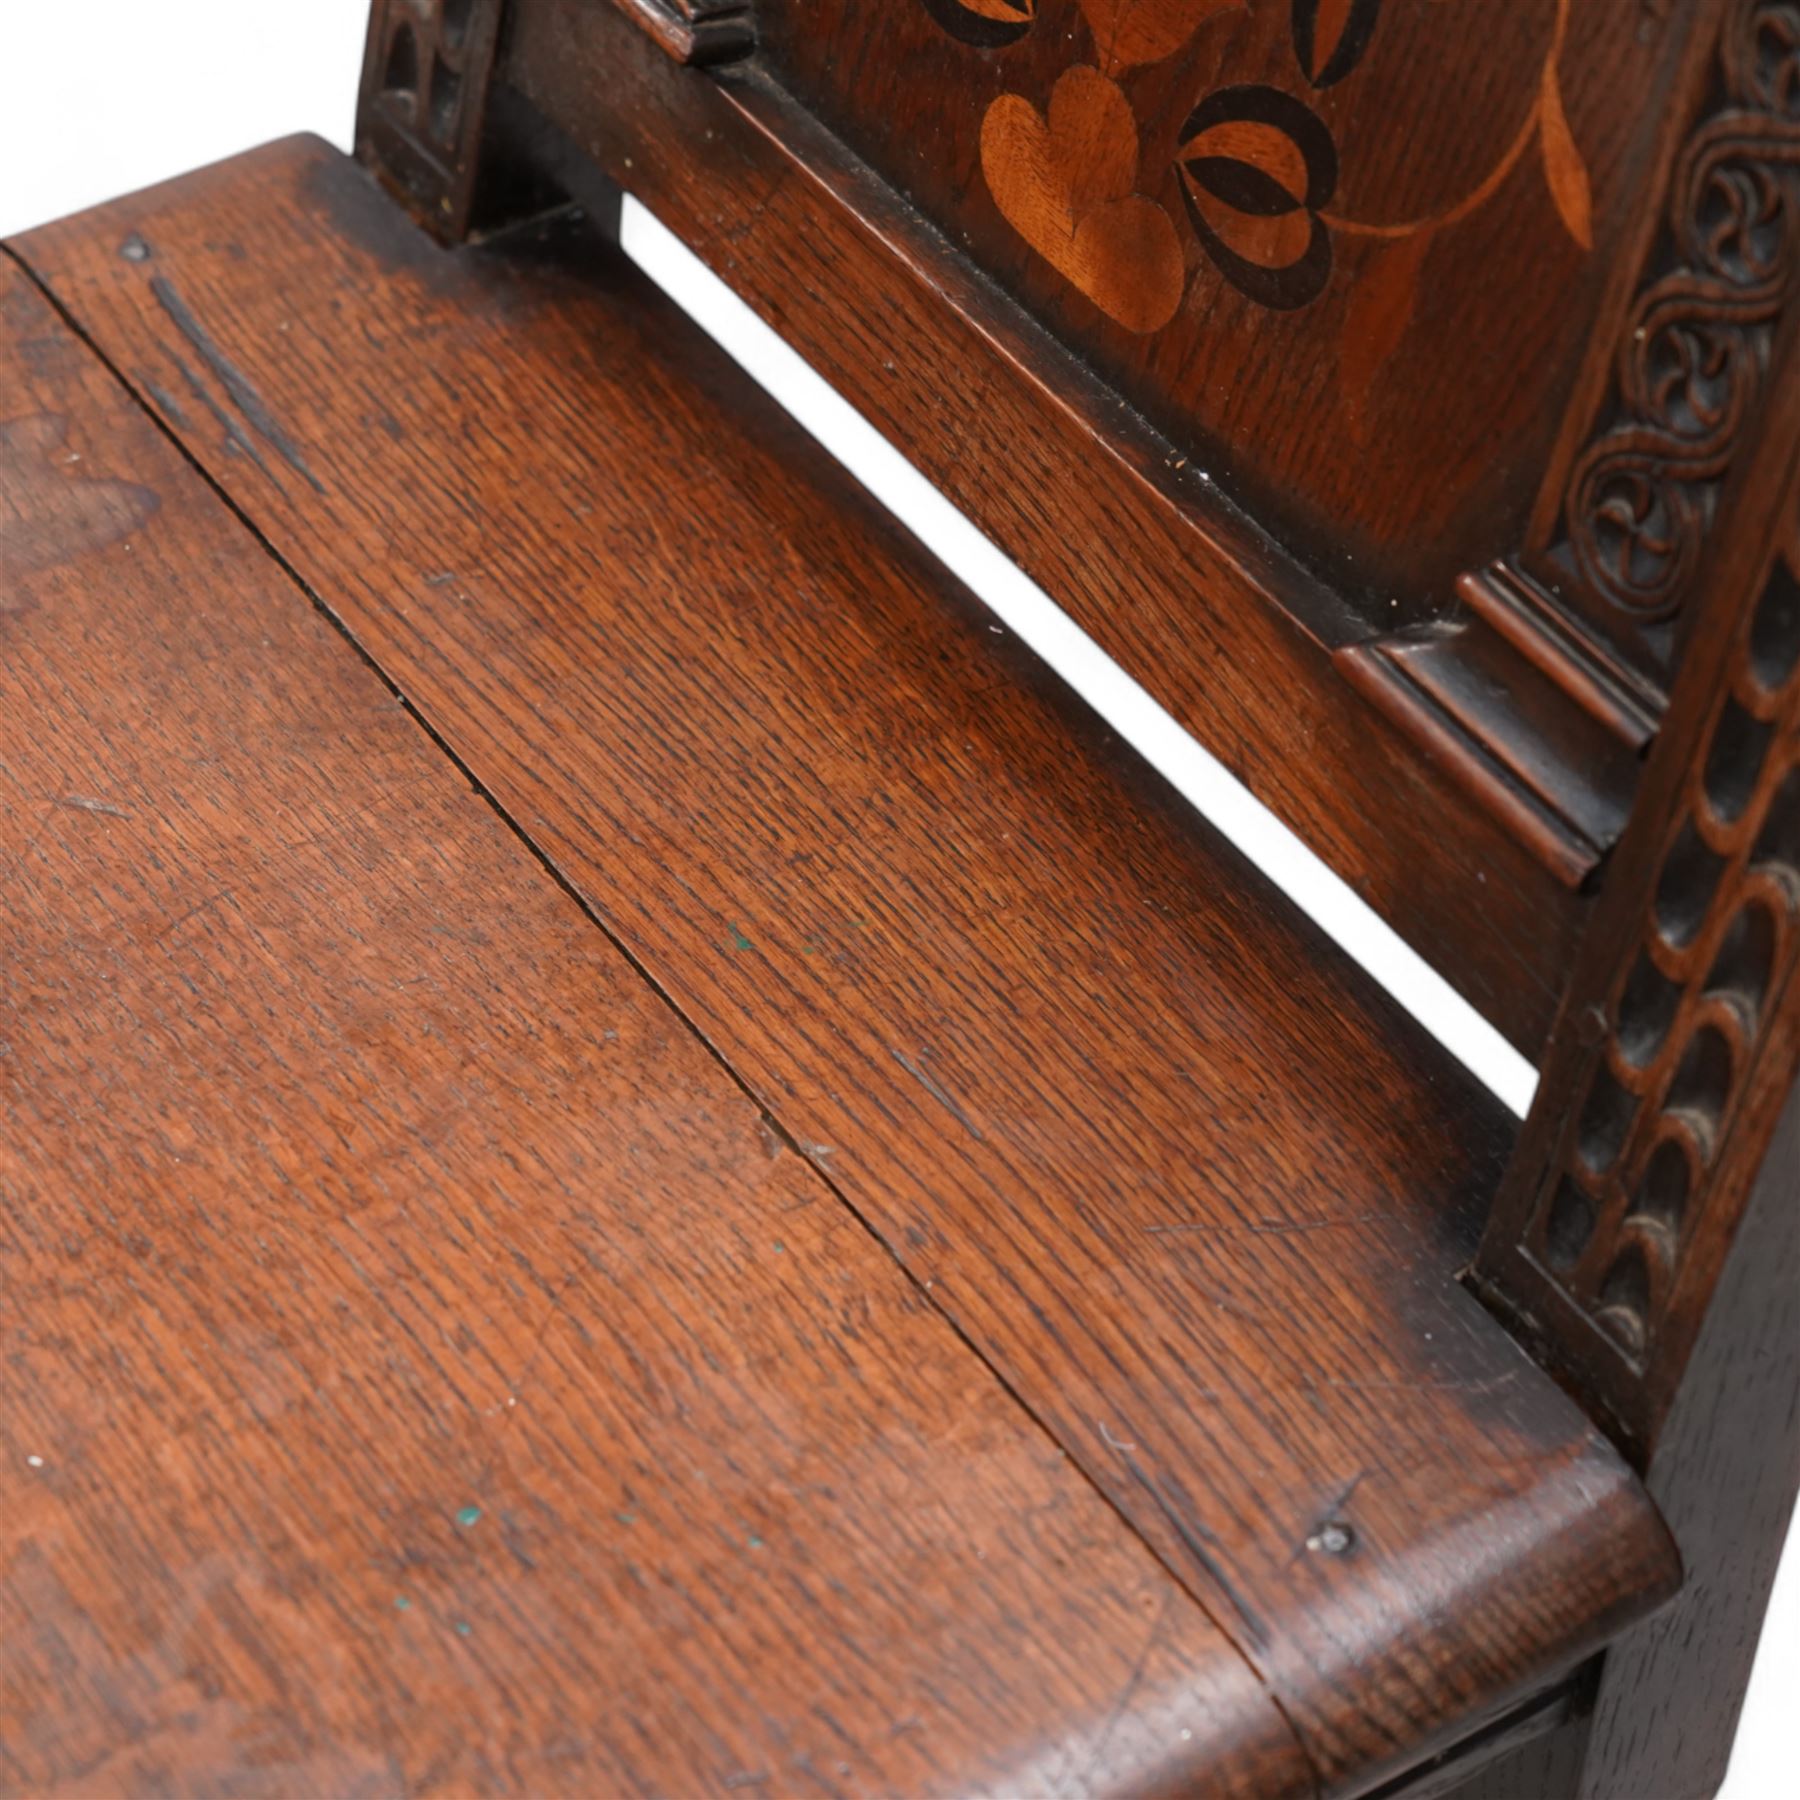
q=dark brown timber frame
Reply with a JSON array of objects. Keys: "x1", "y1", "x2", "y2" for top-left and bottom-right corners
[
  {"x1": 352, "y1": 2, "x2": 1800, "y2": 1793},
  {"x1": 1473, "y1": 273, "x2": 1800, "y2": 1800},
  {"x1": 351, "y1": 0, "x2": 1800, "y2": 1077},
  {"x1": 366, "y1": 0, "x2": 1585, "y2": 1055}
]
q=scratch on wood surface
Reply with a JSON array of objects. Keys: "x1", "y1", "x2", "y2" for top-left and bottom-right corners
[
  {"x1": 57, "y1": 794, "x2": 130, "y2": 817},
  {"x1": 715, "y1": 167, "x2": 793, "y2": 249},
  {"x1": 1321, "y1": 1467, "x2": 1374, "y2": 1518},
  {"x1": 1145, "y1": 1211, "x2": 1387, "y2": 1237},
  {"x1": 153, "y1": 887, "x2": 236, "y2": 943},
  {"x1": 1080, "y1": 1589, "x2": 1174, "y2": 1789},
  {"x1": 501, "y1": 1270, "x2": 581, "y2": 1430},
  {"x1": 1119, "y1": 1449, "x2": 1270, "y2": 1653},
  {"x1": 141, "y1": 376, "x2": 193, "y2": 432},
  {"x1": 150, "y1": 275, "x2": 326, "y2": 494},
  {"x1": 170, "y1": 348, "x2": 281, "y2": 490},
  {"x1": 893, "y1": 1048, "x2": 985, "y2": 1141}
]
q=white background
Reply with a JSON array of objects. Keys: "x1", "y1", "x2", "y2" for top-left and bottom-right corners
[{"x1": 2, "y1": 5, "x2": 1794, "y2": 1794}]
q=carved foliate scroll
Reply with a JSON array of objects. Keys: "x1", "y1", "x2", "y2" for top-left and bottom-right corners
[
  {"x1": 1349, "y1": 1, "x2": 1800, "y2": 890},
  {"x1": 1479, "y1": 513, "x2": 1800, "y2": 1454},
  {"x1": 1544, "y1": 0, "x2": 1800, "y2": 690},
  {"x1": 356, "y1": 1, "x2": 508, "y2": 240}
]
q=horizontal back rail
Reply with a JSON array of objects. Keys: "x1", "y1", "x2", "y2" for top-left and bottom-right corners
[
  {"x1": 474, "y1": 0, "x2": 1594, "y2": 1054},
  {"x1": 350, "y1": 1, "x2": 1800, "y2": 1062}
]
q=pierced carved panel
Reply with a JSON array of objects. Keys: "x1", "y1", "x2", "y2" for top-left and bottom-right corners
[
  {"x1": 356, "y1": 1, "x2": 508, "y2": 240},
  {"x1": 1544, "y1": 0, "x2": 1800, "y2": 689},
  {"x1": 1494, "y1": 527, "x2": 1800, "y2": 1445}
]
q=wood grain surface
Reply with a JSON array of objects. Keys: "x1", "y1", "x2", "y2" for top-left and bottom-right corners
[
  {"x1": 485, "y1": 0, "x2": 1800, "y2": 1040},
  {"x1": 746, "y1": 0, "x2": 1693, "y2": 611},
  {"x1": 11, "y1": 139, "x2": 1681, "y2": 1792},
  {"x1": 0, "y1": 252, "x2": 1316, "y2": 1797},
  {"x1": 494, "y1": 0, "x2": 1583, "y2": 1057}
]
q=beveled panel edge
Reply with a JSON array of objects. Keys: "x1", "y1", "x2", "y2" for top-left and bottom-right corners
[
  {"x1": 606, "y1": 0, "x2": 756, "y2": 67},
  {"x1": 1339, "y1": 561, "x2": 1656, "y2": 890}
]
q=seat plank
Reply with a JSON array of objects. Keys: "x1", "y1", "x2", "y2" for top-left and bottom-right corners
[
  {"x1": 0, "y1": 255, "x2": 1308, "y2": 1796},
  {"x1": 13, "y1": 141, "x2": 1681, "y2": 1792},
  {"x1": 500, "y1": 2, "x2": 1581, "y2": 1056}
]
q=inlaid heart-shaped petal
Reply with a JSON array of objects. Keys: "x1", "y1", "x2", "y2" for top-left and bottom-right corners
[{"x1": 981, "y1": 66, "x2": 1186, "y2": 333}]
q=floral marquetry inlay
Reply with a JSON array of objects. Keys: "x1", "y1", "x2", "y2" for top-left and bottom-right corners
[
  {"x1": 981, "y1": 64, "x2": 1189, "y2": 331},
  {"x1": 921, "y1": 0, "x2": 1594, "y2": 330}
]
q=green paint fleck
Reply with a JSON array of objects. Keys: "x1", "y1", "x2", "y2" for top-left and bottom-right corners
[
  {"x1": 455, "y1": 1504, "x2": 482, "y2": 1529},
  {"x1": 772, "y1": 1240, "x2": 785, "y2": 1255},
  {"x1": 615, "y1": 1509, "x2": 638, "y2": 1526},
  {"x1": 729, "y1": 924, "x2": 753, "y2": 951},
  {"x1": 394, "y1": 1595, "x2": 412, "y2": 1611},
  {"x1": 848, "y1": 918, "x2": 867, "y2": 930},
  {"x1": 746, "y1": 1534, "x2": 765, "y2": 1550},
  {"x1": 453, "y1": 1619, "x2": 473, "y2": 1637},
  {"x1": 801, "y1": 942, "x2": 818, "y2": 956}
]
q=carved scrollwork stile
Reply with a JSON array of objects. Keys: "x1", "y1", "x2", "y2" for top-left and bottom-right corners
[
  {"x1": 1519, "y1": 531, "x2": 1800, "y2": 1404},
  {"x1": 357, "y1": 1, "x2": 507, "y2": 239},
  {"x1": 1559, "y1": 1, "x2": 1800, "y2": 666}
]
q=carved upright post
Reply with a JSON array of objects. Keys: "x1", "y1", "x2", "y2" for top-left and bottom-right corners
[
  {"x1": 1346, "y1": 2, "x2": 1800, "y2": 897},
  {"x1": 1475, "y1": 436, "x2": 1800, "y2": 1448},
  {"x1": 355, "y1": 1, "x2": 510, "y2": 241},
  {"x1": 1475, "y1": 278, "x2": 1800, "y2": 1792}
]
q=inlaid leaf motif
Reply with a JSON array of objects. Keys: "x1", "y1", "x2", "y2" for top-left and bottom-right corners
[
  {"x1": 1183, "y1": 118, "x2": 1311, "y2": 212},
  {"x1": 982, "y1": 66, "x2": 1187, "y2": 332},
  {"x1": 1292, "y1": 0, "x2": 1384, "y2": 90},
  {"x1": 1079, "y1": 0, "x2": 1244, "y2": 74},
  {"x1": 922, "y1": 0, "x2": 1038, "y2": 49},
  {"x1": 1176, "y1": 85, "x2": 1338, "y2": 309},
  {"x1": 1339, "y1": 229, "x2": 1428, "y2": 441},
  {"x1": 1540, "y1": 58, "x2": 1593, "y2": 249}
]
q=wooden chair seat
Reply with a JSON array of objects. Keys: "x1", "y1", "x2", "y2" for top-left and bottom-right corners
[{"x1": 1, "y1": 138, "x2": 1684, "y2": 1796}]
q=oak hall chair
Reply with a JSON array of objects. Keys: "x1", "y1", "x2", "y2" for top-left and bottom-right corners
[{"x1": 1, "y1": 2, "x2": 1796, "y2": 1795}]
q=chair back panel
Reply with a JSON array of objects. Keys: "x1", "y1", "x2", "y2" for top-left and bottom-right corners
[
  {"x1": 358, "y1": 0, "x2": 1800, "y2": 1065},
  {"x1": 754, "y1": 0, "x2": 1694, "y2": 652}
]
